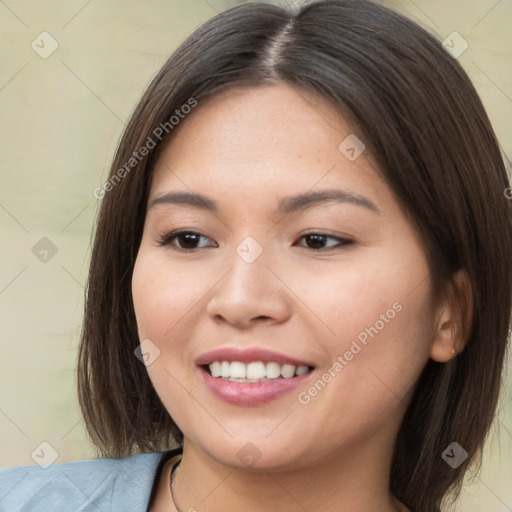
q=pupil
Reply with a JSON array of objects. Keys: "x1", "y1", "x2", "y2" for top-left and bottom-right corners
[
  {"x1": 181, "y1": 233, "x2": 198, "y2": 248},
  {"x1": 307, "y1": 234, "x2": 325, "y2": 249}
]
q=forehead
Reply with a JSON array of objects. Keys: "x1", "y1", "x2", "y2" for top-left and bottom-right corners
[{"x1": 149, "y1": 84, "x2": 389, "y2": 213}]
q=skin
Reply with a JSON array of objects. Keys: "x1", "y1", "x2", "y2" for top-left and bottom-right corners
[{"x1": 132, "y1": 83, "x2": 460, "y2": 512}]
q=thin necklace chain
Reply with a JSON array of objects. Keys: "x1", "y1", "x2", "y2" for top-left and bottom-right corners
[{"x1": 170, "y1": 460, "x2": 405, "y2": 512}]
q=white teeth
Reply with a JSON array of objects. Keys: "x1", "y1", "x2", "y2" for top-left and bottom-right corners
[
  {"x1": 265, "y1": 362, "x2": 281, "y2": 379},
  {"x1": 246, "y1": 362, "x2": 266, "y2": 379},
  {"x1": 207, "y1": 360, "x2": 311, "y2": 381},
  {"x1": 280, "y1": 364, "x2": 296, "y2": 378},
  {"x1": 230, "y1": 361, "x2": 246, "y2": 378},
  {"x1": 210, "y1": 361, "x2": 221, "y2": 377},
  {"x1": 220, "y1": 361, "x2": 231, "y2": 378},
  {"x1": 296, "y1": 365, "x2": 309, "y2": 376}
]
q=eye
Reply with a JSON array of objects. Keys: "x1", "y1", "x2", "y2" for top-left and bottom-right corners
[
  {"x1": 156, "y1": 230, "x2": 353, "y2": 252},
  {"x1": 156, "y1": 230, "x2": 216, "y2": 251},
  {"x1": 295, "y1": 233, "x2": 353, "y2": 251}
]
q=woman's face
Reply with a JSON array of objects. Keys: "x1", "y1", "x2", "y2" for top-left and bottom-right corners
[{"x1": 132, "y1": 83, "x2": 440, "y2": 470}]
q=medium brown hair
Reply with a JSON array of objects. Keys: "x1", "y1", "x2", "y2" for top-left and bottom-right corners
[{"x1": 78, "y1": 1, "x2": 512, "y2": 511}]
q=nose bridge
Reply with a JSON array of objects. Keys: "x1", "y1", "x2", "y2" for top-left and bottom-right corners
[
  {"x1": 206, "y1": 234, "x2": 291, "y2": 326},
  {"x1": 232, "y1": 238, "x2": 273, "y2": 290},
  {"x1": 226, "y1": 234, "x2": 280, "y2": 300}
]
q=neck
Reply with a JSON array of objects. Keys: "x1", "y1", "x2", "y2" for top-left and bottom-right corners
[{"x1": 171, "y1": 435, "x2": 405, "y2": 512}]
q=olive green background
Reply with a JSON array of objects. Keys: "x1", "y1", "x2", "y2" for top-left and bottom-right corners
[{"x1": 0, "y1": 1, "x2": 510, "y2": 510}]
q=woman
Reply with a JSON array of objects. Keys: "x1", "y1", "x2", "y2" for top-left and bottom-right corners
[{"x1": 1, "y1": 1, "x2": 510, "y2": 511}]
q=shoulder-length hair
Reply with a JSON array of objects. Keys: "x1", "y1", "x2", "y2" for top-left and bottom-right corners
[{"x1": 78, "y1": 1, "x2": 512, "y2": 511}]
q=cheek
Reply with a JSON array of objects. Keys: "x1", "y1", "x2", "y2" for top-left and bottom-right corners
[
  {"x1": 132, "y1": 250, "x2": 208, "y2": 341},
  {"x1": 131, "y1": 249, "x2": 207, "y2": 428},
  {"x1": 288, "y1": 257, "x2": 434, "y2": 444},
  {"x1": 131, "y1": 248, "x2": 222, "y2": 409},
  {"x1": 301, "y1": 248, "x2": 435, "y2": 393}
]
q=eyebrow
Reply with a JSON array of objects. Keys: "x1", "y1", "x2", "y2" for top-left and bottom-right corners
[{"x1": 149, "y1": 189, "x2": 379, "y2": 214}]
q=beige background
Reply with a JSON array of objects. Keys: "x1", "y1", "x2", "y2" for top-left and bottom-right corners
[{"x1": 0, "y1": 1, "x2": 510, "y2": 511}]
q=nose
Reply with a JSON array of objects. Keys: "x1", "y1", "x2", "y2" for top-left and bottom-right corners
[{"x1": 205, "y1": 244, "x2": 293, "y2": 329}]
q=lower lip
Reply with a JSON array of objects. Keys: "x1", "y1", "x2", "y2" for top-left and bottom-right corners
[{"x1": 198, "y1": 367, "x2": 314, "y2": 406}]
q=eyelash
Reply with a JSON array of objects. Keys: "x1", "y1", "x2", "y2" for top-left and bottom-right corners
[{"x1": 155, "y1": 230, "x2": 354, "y2": 252}]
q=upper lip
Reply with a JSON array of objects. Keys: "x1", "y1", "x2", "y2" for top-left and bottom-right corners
[{"x1": 195, "y1": 347, "x2": 315, "y2": 368}]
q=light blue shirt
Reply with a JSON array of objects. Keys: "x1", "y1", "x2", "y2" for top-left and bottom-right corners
[{"x1": 0, "y1": 450, "x2": 176, "y2": 512}]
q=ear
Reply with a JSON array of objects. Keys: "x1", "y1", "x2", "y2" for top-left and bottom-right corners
[{"x1": 430, "y1": 269, "x2": 473, "y2": 363}]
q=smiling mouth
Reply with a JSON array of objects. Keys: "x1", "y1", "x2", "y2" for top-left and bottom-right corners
[{"x1": 201, "y1": 361, "x2": 315, "y2": 383}]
